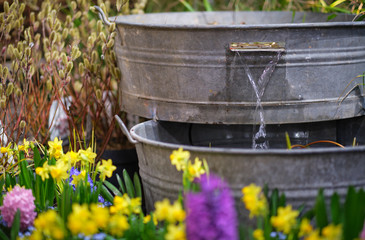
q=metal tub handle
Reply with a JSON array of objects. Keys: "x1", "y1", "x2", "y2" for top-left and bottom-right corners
[
  {"x1": 93, "y1": 5, "x2": 111, "y2": 26},
  {"x1": 114, "y1": 115, "x2": 138, "y2": 144}
]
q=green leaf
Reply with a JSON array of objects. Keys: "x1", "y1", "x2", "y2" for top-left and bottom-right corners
[
  {"x1": 123, "y1": 169, "x2": 135, "y2": 198},
  {"x1": 270, "y1": 189, "x2": 279, "y2": 217},
  {"x1": 117, "y1": 173, "x2": 127, "y2": 194},
  {"x1": 330, "y1": 193, "x2": 341, "y2": 224},
  {"x1": 133, "y1": 173, "x2": 142, "y2": 198},
  {"x1": 180, "y1": 0, "x2": 195, "y2": 12},
  {"x1": 327, "y1": 13, "x2": 337, "y2": 21},
  {"x1": 19, "y1": 158, "x2": 32, "y2": 189},
  {"x1": 104, "y1": 180, "x2": 122, "y2": 196},
  {"x1": 343, "y1": 186, "x2": 359, "y2": 240},
  {"x1": 33, "y1": 147, "x2": 42, "y2": 168},
  {"x1": 203, "y1": 0, "x2": 213, "y2": 11},
  {"x1": 10, "y1": 209, "x2": 20, "y2": 240},
  {"x1": 278, "y1": 193, "x2": 286, "y2": 207},
  {"x1": 314, "y1": 189, "x2": 328, "y2": 230},
  {"x1": 285, "y1": 132, "x2": 292, "y2": 149},
  {"x1": 101, "y1": 185, "x2": 114, "y2": 203},
  {"x1": 0, "y1": 228, "x2": 9, "y2": 240}
]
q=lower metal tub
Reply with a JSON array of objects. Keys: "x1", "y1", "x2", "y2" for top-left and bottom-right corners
[{"x1": 126, "y1": 118, "x2": 365, "y2": 220}]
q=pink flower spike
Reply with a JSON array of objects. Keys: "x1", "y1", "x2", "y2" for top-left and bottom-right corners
[{"x1": 0, "y1": 185, "x2": 37, "y2": 231}]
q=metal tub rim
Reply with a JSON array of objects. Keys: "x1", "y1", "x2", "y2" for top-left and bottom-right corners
[
  {"x1": 109, "y1": 11, "x2": 365, "y2": 30},
  {"x1": 130, "y1": 120, "x2": 365, "y2": 155}
]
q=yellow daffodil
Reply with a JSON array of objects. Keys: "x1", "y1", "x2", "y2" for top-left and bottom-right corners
[
  {"x1": 165, "y1": 223, "x2": 186, "y2": 240},
  {"x1": 50, "y1": 160, "x2": 69, "y2": 182},
  {"x1": 0, "y1": 143, "x2": 12, "y2": 155},
  {"x1": 322, "y1": 224, "x2": 342, "y2": 240},
  {"x1": 90, "y1": 204, "x2": 110, "y2": 229},
  {"x1": 48, "y1": 137, "x2": 64, "y2": 159},
  {"x1": 32, "y1": 210, "x2": 65, "y2": 240},
  {"x1": 67, "y1": 204, "x2": 96, "y2": 236},
  {"x1": 144, "y1": 214, "x2": 158, "y2": 225},
  {"x1": 97, "y1": 159, "x2": 116, "y2": 181},
  {"x1": 35, "y1": 161, "x2": 50, "y2": 181},
  {"x1": 170, "y1": 147, "x2": 190, "y2": 171},
  {"x1": 61, "y1": 150, "x2": 79, "y2": 165},
  {"x1": 18, "y1": 139, "x2": 31, "y2": 155},
  {"x1": 108, "y1": 214, "x2": 130, "y2": 237},
  {"x1": 71, "y1": 170, "x2": 86, "y2": 186},
  {"x1": 299, "y1": 218, "x2": 313, "y2": 237},
  {"x1": 154, "y1": 198, "x2": 172, "y2": 222},
  {"x1": 253, "y1": 229, "x2": 265, "y2": 240},
  {"x1": 242, "y1": 184, "x2": 268, "y2": 218},
  {"x1": 78, "y1": 147, "x2": 97, "y2": 165},
  {"x1": 110, "y1": 194, "x2": 141, "y2": 216},
  {"x1": 187, "y1": 157, "x2": 205, "y2": 181},
  {"x1": 304, "y1": 229, "x2": 323, "y2": 240},
  {"x1": 270, "y1": 205, "x2": 299, "y2": 234},
  {"x1": 168, "y1": 200, "x2": 186, "y2": 223}
]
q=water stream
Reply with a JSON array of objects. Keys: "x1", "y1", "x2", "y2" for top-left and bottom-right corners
[{"x1": 235, "y1": 52, "x2": 282, "y2": 149}]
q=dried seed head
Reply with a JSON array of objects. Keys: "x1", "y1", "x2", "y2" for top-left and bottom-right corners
[
  {"x1": 13, "y1": 48, "x2": 21, "y2": 59},
  {"x1": 19, "y1": 3, "x2": 25, "y2": 14},
  {"x1": 19, "y1": 120, "x2": 26, "y2": 129},
  {"x1": 83, "y1": 58, "x2": 90, "y2": 69}
]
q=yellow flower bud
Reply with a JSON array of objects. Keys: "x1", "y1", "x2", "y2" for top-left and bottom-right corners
[
  {"x1": 6, "y1": 82, "x2": 14, "y2": 96},
  {"x1": 15, "y1": 87, "x2": 22, "y2": 97},
  {"x1": 0, "y1": 84, "x2": 3, "y2": 94},
  {"x1": 106, "y1": 39, "x2": 114, "y2": 48},
  {"x1": 3, "y1": 67, "x2": 8, "y2": 79},
  {"x1": 25, "y1": 47, "x2": 31, "y2": 58},
  {"x1": 91, "y1": 51, "x2": 98, "y2": 63},
  {"x1": 73, "y1": 81, "x2": 83, "y2": 92},
  {"x1": 50, "y1": 31, "x2": 56, "y2": 44},
  {"x1": 96, "y1": 89, "x2": 102, "y2": 100},
  {"x1": 108, "y1": 23, "x2": 116, "y2": 32},
  {"x1": 13, "y1": 48, "x2": 21, "y2": 59},
  {"x1": 74, "y1": 11, "x2": 82, "y2": 19},
  {"x1": 46, "y1": 79, "x2": 53, "y2": 92},
  {"x1": 70, "y1": 1, "x2": 77, "y2": 11},
  {"x1": 19, "y1": 3, "x2": 25, "y2": 14},
  {"x1": 62, "y1": 28, "x2": 69, "y2": 40},
  {"x1": 66, "y1": 62, "x2": 73, "y2": 73},
  {"x1": 79, "y1": 62, "x2": 85, "y2": 76},
  {"x1": 4, "y1": 2, "x2": 9, "y2": 14},
  {"x1": 83, "y1": 58, "x2": 90, "y2": 69},
  {"x1": 66, "y1": 15, "x2": 72, "y2": 25},
  {"x1": 97, "y1": 20, "x2": 103, "y2": 33},
  {"x1": 59, "y1": 69, "x2": 65, "y2": 79},
  {"x1": 19, "y1": 120, "x2": 26, "y2": 129},
  {"x1": 99, "y1": 32, "x2": 106, "y2": 42},
  {"x1": 110, "y1": 32, "x2": 116, "y2": 39},
  {"x1": 30, "y1": 12, "x2": 35, "y2": 23},
  {"x1": 0, "y1": 99, "x2": 6, "y2": 108}
]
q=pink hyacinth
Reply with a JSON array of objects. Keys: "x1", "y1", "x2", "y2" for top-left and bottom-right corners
[{"x1": 0, "y1": 185, "x2": 37, "y2": 231}]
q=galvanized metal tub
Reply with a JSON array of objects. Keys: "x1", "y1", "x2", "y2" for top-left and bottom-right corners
[
  {"x1": 110, "y1": 11, "x2": 365, "y2": 124},
  {"x1": 126, "y1": 118, "x2": 365, "y2": 220}
]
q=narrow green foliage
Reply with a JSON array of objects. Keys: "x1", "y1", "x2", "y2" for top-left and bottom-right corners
[
  {"x1": 314, "y1": 189, "x2": 328, "y2": 230},
  {"x1": 285, "y1": 132, "x2": 292, "y2": 149},
  {"x1": 0, "y1": 228, "x2": 9, "y2": 240},
  {"x1": 180, "y1": 0, "x2": 196, "y2": 12},
  {"x1": 104, "y1": 180, "x2": 123, "y2": 196},
  {"x1": 117, "y1": 173, "x2": 127, "y2": 193},
  {"x1": 10, "y1": 209, "x2": 20, "y2": 240},
  {"x1": 270, "y1": 189, "x2": 279, "y2": 217},
  {"x1": 133, "y1": 172, "x2": 142, "y2": 198},
  {"x1": 203, "y1": 0, "x2": 213, "y2": 11},
  {"x1": 101, "y1": 185, "x2": 114, "y2": 203},
  {"x1": 330, "y1": 193, "x2": 341, "y2": 224},
  {"x1": 123, "y1": 169, "x2": 135, "y2": 198}
]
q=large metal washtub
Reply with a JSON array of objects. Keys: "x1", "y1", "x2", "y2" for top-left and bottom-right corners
[
  {"x1": 95, "y1": 7, "x2": 365, "y2": 221},
  {"x1": 126, "y1": 118, "x2": 365, "y2": 221},
  {"x1": 109, "y1": 11, "x2": 365, "y2": 124}
]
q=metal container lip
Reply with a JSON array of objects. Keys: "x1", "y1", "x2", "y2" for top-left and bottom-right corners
[
  {"x1": 130, "y1": 120, "x2": 365, "y2": 155},
  {"x1": 109, "y1": 11, "x2": 365, "y2": 30}
]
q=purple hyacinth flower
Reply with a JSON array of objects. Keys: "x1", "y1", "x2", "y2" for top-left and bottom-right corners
[{"x1": 185, "y1": 174, "x2": 238, "y2": 240}]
